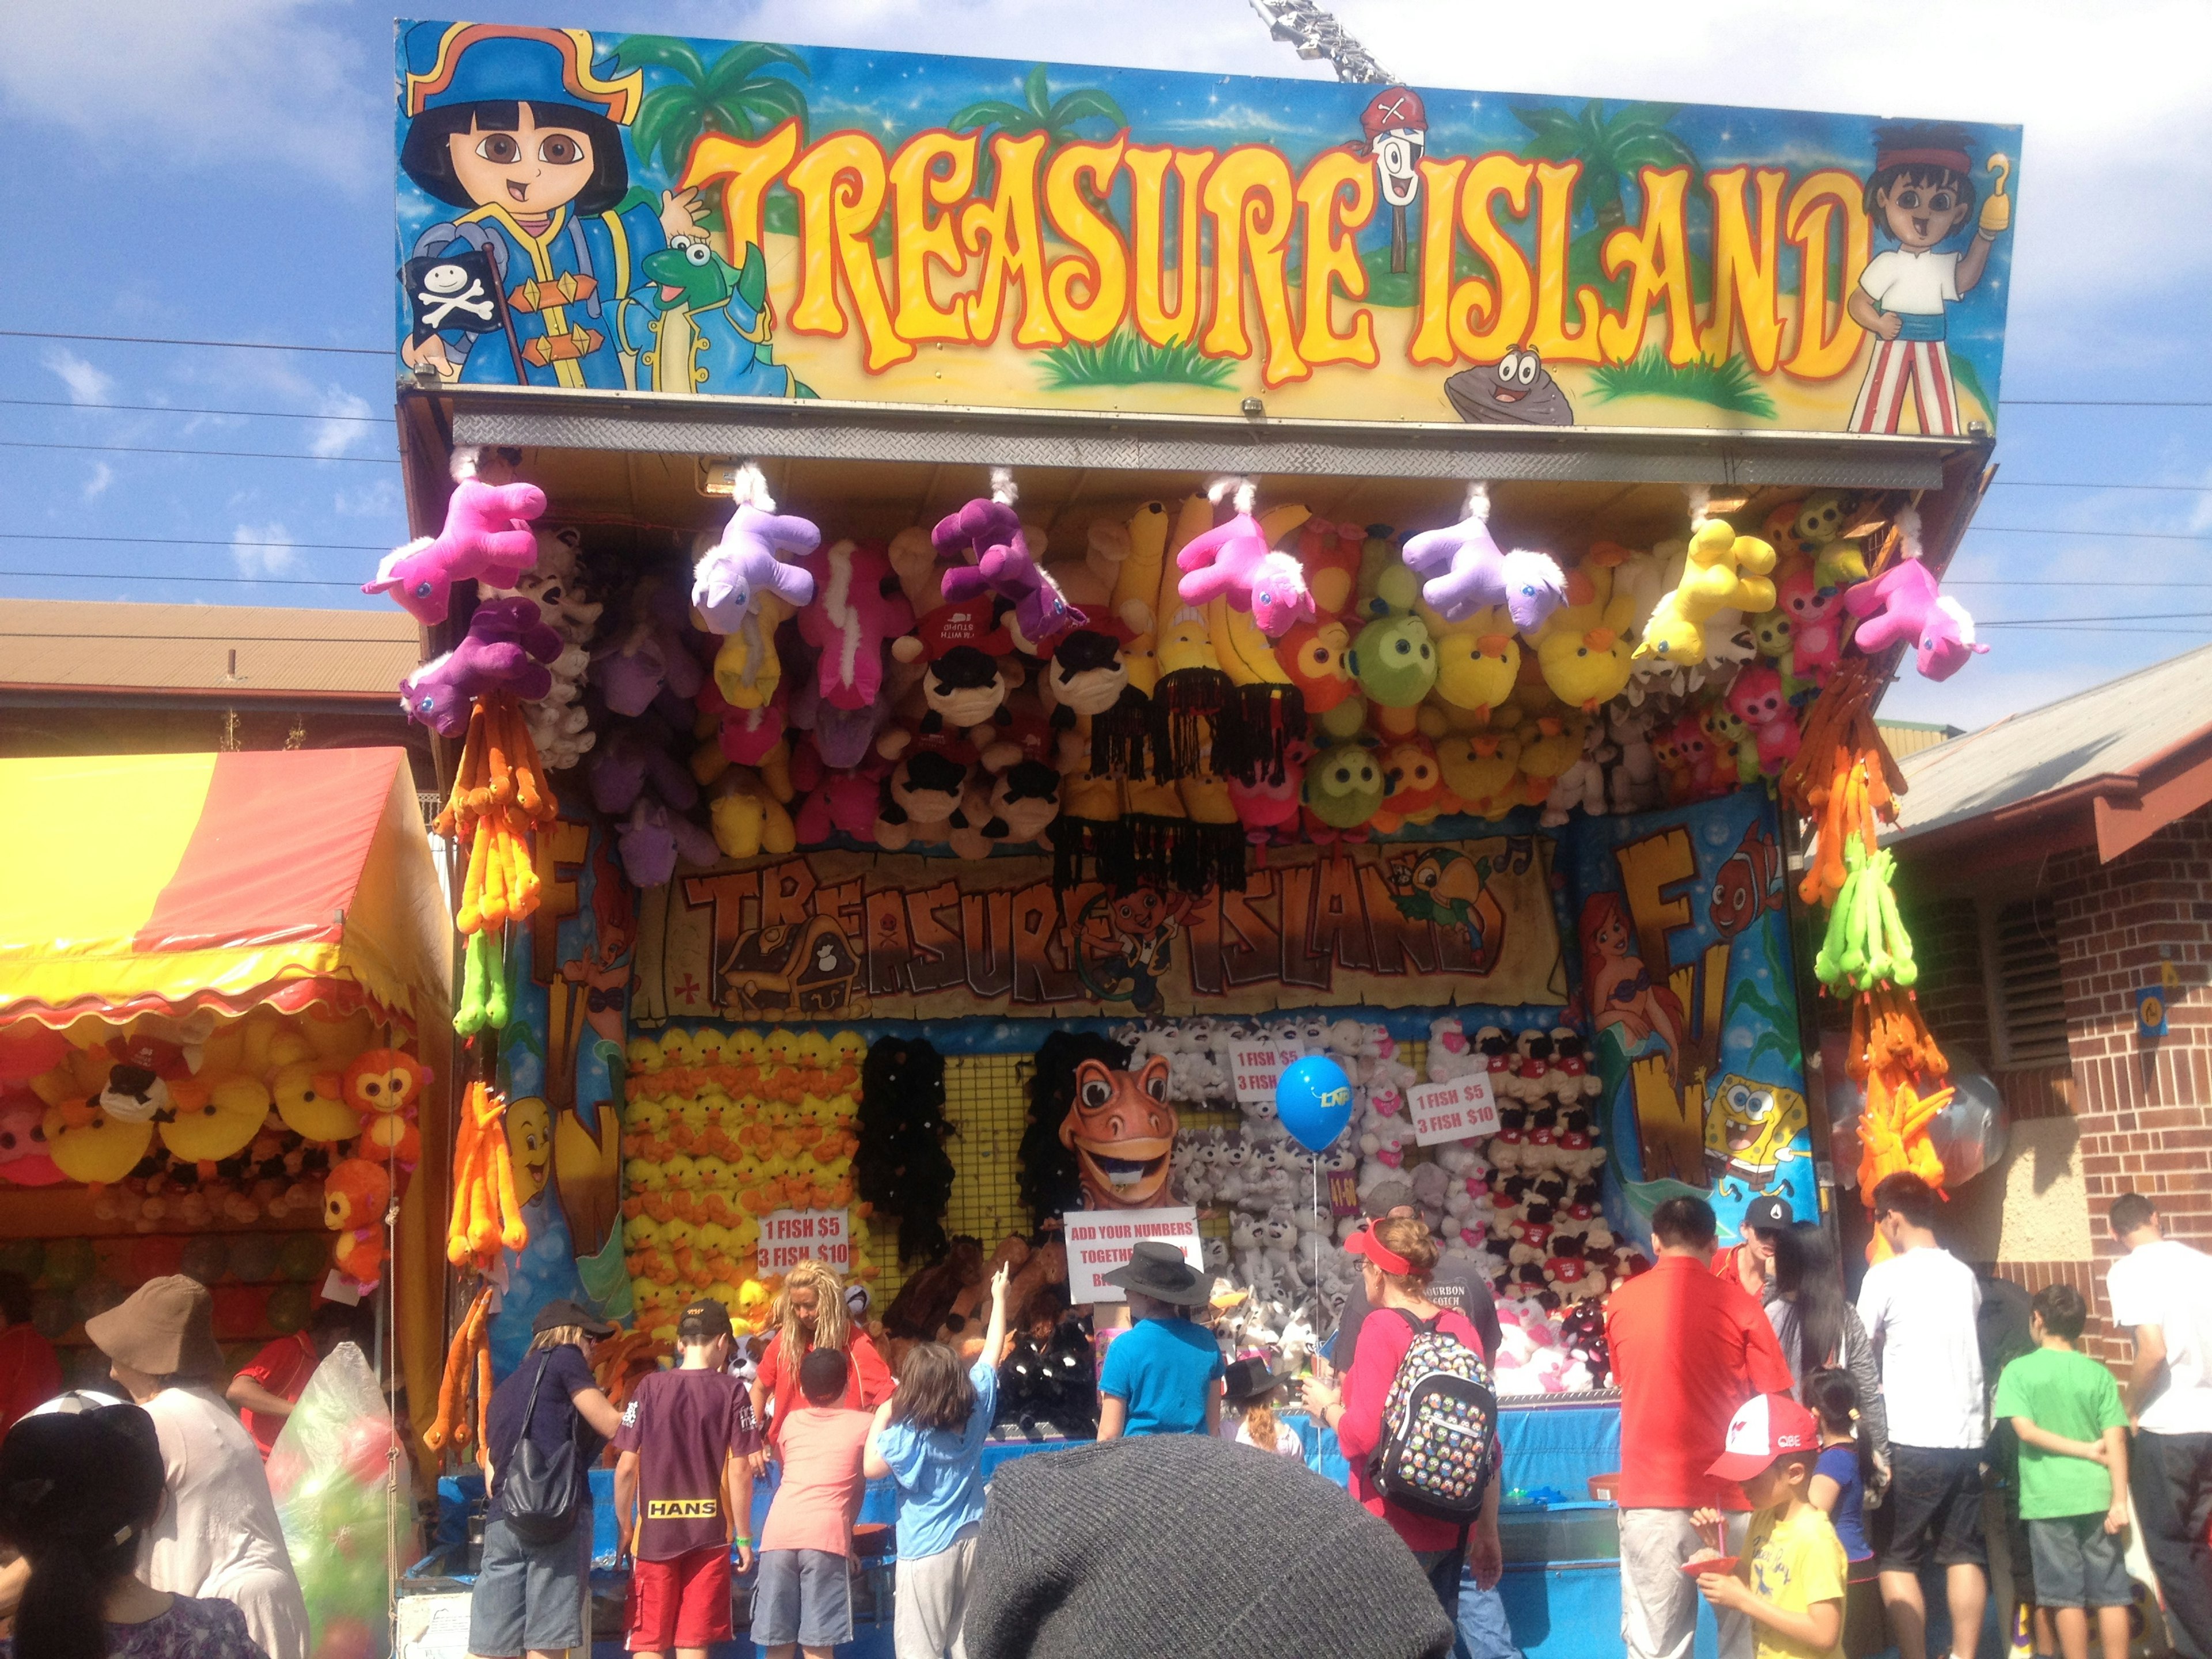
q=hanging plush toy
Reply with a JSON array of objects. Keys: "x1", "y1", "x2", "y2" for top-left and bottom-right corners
[
  {"x1": 1535, "y1": 574, "x2": 1637, "y2": 712},
  {"x1": 344, "y1": 1049, "x2": 430, "y2": 1169},
  {"x1": 897, "y1": 598, "x2": 1018, "y2": 739},
  {"x1": 1842, "y1": 509, "x2": 1987, "y2": 680},
  {"x1": 1401, "y1": 485, "x2": 1567, "y2": 630},
  {"x1": 691, "y1": 463, "x2": 819, "y2": 633},
  {"x1": 1275, "y1": 619, "x2": 1357, "y2": 715},
  {"x1": 1772, "y1": 554, "x2": 1846, "y2": 685},
  {"x1": 400, "y1": 597, "x2": 565, "y2": 736},
  {"x1": 325, "y1": 1158, "x2": 393, "y2": 1286},
  {"x1": 1297, "y1": 518, "x2": 1369, "y2": 618},
  {"x1": 363, "y1": 447, "x2": 544, "y2": 626},
  {"x1": 1302, "y1": 742, "x2": 1385, "y2": 839},
  {"x1": 1634, "y1": 496, "x2": 1778, "y2": 666},
  {"x1": 1041, "y1": 622, "x2": 1150, "y2": 779},
  {"x1": 1175, "y1": 479, "x2": 1314, "y2": 637},
  {"x1": 938, "y1": 472, "x2": 1085, "y2": 649},
  {"x1": 1725, "y1": 665, "x2": 1802, "y2": 774},
  {"x1": 797, "y1": 539, "x2": 915, "y2": 710},
  {"x1": 1348, "y1": 612, "x2": 1437, "y2": 729}
]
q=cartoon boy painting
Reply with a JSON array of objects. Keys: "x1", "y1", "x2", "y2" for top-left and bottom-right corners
[
  {"x1": 1845, "y1": 122, "x2": 2011, "y2": 435},
  {"x1": 397, "y1": 23, "x2": 701, "y2": 389}
]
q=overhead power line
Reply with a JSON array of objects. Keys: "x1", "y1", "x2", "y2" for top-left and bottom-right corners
[
  {"x1": 0, "y1": 438, "x2": 393, "y2": 464},
  {"x1": 0, "y1": 329, "x2": 387, "y2": 358},
  {"x1": 0, "y1": 396, "x2": 385, "y2": 425},
  {"x1": 0, "y1": 632, "x2": 410, "y2": 645},
  {"x1": 0, "y1": 570, "x2": 364, "y2": 588},
  {"x1": 0, "y1": 532, "x2": 389, "y2": 552}
]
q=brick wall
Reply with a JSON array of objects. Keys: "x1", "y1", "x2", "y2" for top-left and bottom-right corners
[
  {"x1": 2056, "y1": 815, "x2": 2212, "y2": 1363},
  {"x1": 1911, "y1": 893, "x2": 1994, "y2": 1062}
]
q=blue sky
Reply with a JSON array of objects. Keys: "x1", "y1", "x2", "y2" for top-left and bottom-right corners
[{"x1": 5, "y1": 0, "x2": 2207, "y2": 732}]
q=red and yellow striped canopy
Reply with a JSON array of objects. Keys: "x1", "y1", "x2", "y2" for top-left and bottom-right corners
[{"x1": 0, "y1": 748, "x2": 450, "y2": 1030}]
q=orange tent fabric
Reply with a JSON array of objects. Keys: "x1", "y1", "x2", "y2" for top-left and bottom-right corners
[{"x1": 0, "y1": 749, "x2": 449, "y2": 1029}]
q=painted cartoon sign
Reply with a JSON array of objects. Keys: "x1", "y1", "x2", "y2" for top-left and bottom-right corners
[
  {"x1": 486, "y1": 813, "x2": 634, "y2": 1371},
  {"x1": 1566, "y1": 789, "x2": 1810, "y2": 1247},
  {"x1": 396, "y1": 22, "x2": 2019, "y2": 435},
  {"x1": 629, "y1": 839, "x2": 1565, "y2": 1023}
]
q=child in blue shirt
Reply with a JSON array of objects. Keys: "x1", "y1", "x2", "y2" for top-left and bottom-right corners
[
  {"x1": 865, "y1": 1263, "x2": 1009, "y2": 1659},
  {"x1": 1094, "y1": 1241, "x2": 1222, "y2": 1440},
  {"x1": 1806, "y1": 1367, "x2": 1885, "y2": 1658}
]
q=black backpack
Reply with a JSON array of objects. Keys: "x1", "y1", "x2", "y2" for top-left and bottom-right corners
[
  {"x1": 498, "y1": 1354, "x2": 581, "y2": 1544},
  {"x1": 1366, "y1": 1309, "x2": 1499, "y2": 1524}
]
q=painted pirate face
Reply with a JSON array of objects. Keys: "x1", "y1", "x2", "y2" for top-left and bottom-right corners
[{"x1": 448, "y1": 106, "x2": 596, "y2": 215}]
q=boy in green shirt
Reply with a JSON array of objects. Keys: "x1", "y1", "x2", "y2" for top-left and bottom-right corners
[{"x1": 1990, "y1": 1285, "x2": 2132, "y2": 1659}]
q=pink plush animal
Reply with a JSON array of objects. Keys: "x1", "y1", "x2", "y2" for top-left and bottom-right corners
[
  {"x1": 789, "y1": 738, "x2": 885, "y2": 843},
  {"x1": 1225, "y1": 737, "x2": 1310, "y2": 843},
  {"x1": 1775, "y1": 559, "x2": 1845, "y2": 680},
  {"x1": 1176, "y1": 480, "x2": 1314, "y2": 636},
  {"x1": 363, "y1": 449, "x2": 544, "y2": 626},
  {"x1": 698, "y1": 678, "x2": 788, "y2": 767},
  {"x1": 399, "y1": 597, "x2": 563, "y2": 736},
  {"x1": 1843, "y1": 558, "x2": 1989, "y2": 681},
  {"x1": 944, "y1": 528, "x2": 1085, "y2": 649},
  {"x1": 1725, "y1": 665, "x2": 1801, "y2": 774},
  {"x1": 797, "y1": 540, "x2": 915, "y2": 711}
]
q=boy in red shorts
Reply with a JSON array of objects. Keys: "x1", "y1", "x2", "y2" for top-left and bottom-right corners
[{"x1": 614, "y1": 1298, "x2": 762, "y2": 1659}]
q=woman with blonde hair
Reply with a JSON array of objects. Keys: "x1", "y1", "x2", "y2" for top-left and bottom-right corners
[
  {"x1": 751, "y1": 1260, "x2": 893, "y2": 1464},
  {"x1": 1302, "y1": 1215, "x2": 1503, "y2": 1627}
]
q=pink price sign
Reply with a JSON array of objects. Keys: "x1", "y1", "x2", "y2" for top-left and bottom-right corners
[{"x1": 759, "y1": 1209, "x2": 851, "y2": 1273}]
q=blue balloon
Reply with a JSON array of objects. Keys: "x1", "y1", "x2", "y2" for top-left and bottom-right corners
[{"x1": 1276, "y1": 1055, "x2": 1355, "y2": 1153}]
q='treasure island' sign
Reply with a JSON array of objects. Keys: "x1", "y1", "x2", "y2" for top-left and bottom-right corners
[{"x1": 396, "y1": 21, "x2": 2020, "y2": 436}]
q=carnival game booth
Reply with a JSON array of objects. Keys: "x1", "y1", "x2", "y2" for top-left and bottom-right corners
[
  {"x1": 381, "y1": 20, "x2": 2018, "y2": 1656},
  {"x1": 0, "y1": 748, "x2": 453, "y2": 1658}
]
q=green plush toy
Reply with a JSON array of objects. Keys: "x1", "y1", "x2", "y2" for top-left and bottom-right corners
[
  {"x1": 1304, "y1": 742, "x2": 1385, "y2": 829},
  {"x1": 1814, "y1": 840, "x2": 1917, "y2": 991},
  {"x1": 1349, "y1": 613, "x2": 1437, "y2": 708}
]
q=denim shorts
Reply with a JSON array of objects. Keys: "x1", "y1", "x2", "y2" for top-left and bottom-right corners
[
  {"x1": 469, "y1": 1513, "x2": 592, "y2": 1657},
  {"x1": 751, "y1": 1548, "x2": 853, "y2": 1649},
  {"x1": 2028, "y1": 1514, "x2": 2133, "y2": 1609}
]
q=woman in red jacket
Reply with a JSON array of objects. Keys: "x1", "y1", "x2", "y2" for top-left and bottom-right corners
[
  {"x1": 751, "y1": 1260, "x2": 892, "y2": 1466},
  {"x1": 1302, "y1": 1216, "x2": 1503, "y2": 1622}
]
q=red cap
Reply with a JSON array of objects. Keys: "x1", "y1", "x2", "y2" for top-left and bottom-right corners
[
  {"x1": 1346, "y1": 1221, "x2": 1412, "y2": 1276},
  {"x1": 1707, "y1": 1393, "x2": 1820, "y2": 1481}
]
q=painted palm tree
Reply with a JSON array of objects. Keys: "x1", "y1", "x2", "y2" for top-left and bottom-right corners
[
  {"x1": 608, "y1": 36, "x2": 812, "y2": 176},
  {"x1": 952, "y1": 65, "x2": 1127, "y2": 194},
  {"x1": 1509, "y1": 100, "x2": 1697, "y2": 239}
]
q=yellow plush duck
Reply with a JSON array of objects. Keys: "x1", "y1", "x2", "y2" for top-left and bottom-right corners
[{"x1": 1633, "y1": 518, "x2": 1778, "y2": 665}]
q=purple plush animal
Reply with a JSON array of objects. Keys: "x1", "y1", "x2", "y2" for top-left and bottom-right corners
[
  {"x1": 364, "y1": 449, "x2": 545, "y2": 626},
  {"x1": 943, "y1": 528, "x2": 1086, "y2": 648},
  {"x1": 1402, "y1": 489, "x2": 1567, "y2": 631},
  {"x1": 588, "y1": 719, "x2": 699, "y2": 817},
  {"x1": 692, "y1": 482, "x2": 820, "y2": 634},
  {"x1": 617, "y1": 797, "x2": 719, "y2": 888},
  {"x1": 1175, "y1": 480, "x2": 1313, "y2": 637},
  {"x1": 397, "y1": 597, "x2": 562, "y2": 736},
  {"x1": 1842, "y1": 558, "x2": 1988, "y2": 681},
  {"x1": 598, "y1": 576, "x2": 708, "y2": 718},
  {"x1": 931, "y1": 496, "x2": 1022, "y2": 565}
]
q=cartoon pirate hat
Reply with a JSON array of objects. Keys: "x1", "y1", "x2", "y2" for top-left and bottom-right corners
[{"x1": 402, "y1": 22, "x2": 642, "y2": 123}]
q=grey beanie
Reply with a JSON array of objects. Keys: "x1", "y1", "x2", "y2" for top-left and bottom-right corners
[{"x1": 963, "y1": 1434, "x2": 1453, "y2": 1659}]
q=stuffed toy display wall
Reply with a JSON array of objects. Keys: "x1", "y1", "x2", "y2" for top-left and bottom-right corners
[{"x1": 366, "y1": 455, "x2": 1982, "y2": 910}]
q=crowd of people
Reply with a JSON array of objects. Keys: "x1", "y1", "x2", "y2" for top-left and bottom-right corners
[{"x1": 2, "y1": 1177, "x2": 2209, "y2": 1659}]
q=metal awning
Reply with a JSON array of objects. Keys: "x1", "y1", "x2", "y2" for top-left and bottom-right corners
[{"x1": 424, "y1": 384, "x2": 1982, "y2": 491}]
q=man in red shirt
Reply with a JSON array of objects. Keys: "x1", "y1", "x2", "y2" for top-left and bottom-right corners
[
  {"x1": 0, "y1": 1271, "x2": 61, "y2": 1434},
  {"x1": 226, "y1": 1302, "x2": 366, "y2": 1458},
  {"x1": 1608, "y1": 1195, "x2": 1794, "y2": 1659},
  {"x1": 1710, "y1": 1193, "x2": 1792, "y2": 1306}
]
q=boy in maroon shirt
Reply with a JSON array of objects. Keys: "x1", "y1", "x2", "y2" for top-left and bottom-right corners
[{"x1": 613, "y1": 1300, "x2": 762, "y2": 1659}]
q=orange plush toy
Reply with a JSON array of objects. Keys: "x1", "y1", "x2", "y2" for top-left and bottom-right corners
[
  {"x1": 345, "y1": 1048, "x2": 431, "y2": 1169},
  {"x1": 324, "y1": 1158, "x2": 393, "y2": 1286}
]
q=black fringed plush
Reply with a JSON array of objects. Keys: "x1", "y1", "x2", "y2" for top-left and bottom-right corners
[
  {"x1": 1146, "y1": 668, "x2": 1226, "y2": 781},
  {"x1": 1017, "y1": 1031, "x2": 1128, "y2": 1225},
  {"x1": 1221, "y1": 684, "x2": 1307, "y2": 784},
  {"x1": 1087, "y1": 686, "x2": 1153, "y2": 779},
  {"x1": 854, "y1": 1036, "x2": 957, "y2": 1265},
  {"x1": 1050, "y1": 813, "x2": 1134, "y2": 894}
]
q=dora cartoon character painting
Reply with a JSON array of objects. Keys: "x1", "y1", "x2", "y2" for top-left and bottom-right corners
[
  {"x1": 1845, "y1": 122, "x2": 2012, "y2": 436},
  {"x1": 398, "y1": 24, "x2": 703, "y2": 389}
]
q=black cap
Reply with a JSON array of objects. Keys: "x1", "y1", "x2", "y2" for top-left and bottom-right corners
[
  {"x1": 1222, "y1": 1357, "x2": 1287, "y2": 1404},
  {"x1": 1742, "y1": 1195, "x2": 1794, "y2": 1233},
  {"x1": 532, "y1": 1298, "x2": 617, "y2": 1339},
  {"x1": 677, "y1": 1298, "x2": 734, "y2": 1341}
]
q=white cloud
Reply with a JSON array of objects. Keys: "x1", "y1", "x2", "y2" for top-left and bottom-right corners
[
  {"x1": 332, "y1": 479, "x2": 403, "y2": 520},
  {"x1": 308, "y1": 388, "x2": 377, "y2": 460},
  {"x1": 43, "y1": 349, "x2": 113, "y2": 407},
  {"x1": 81, "y1": 462, "x2": 113, "y2": 501},
  {"x1": 0, "y1": 0, "x2": 380, "y2": 190},
  {"x1": 231, "y1": 521, "x2": 298, "y2": 578}
]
